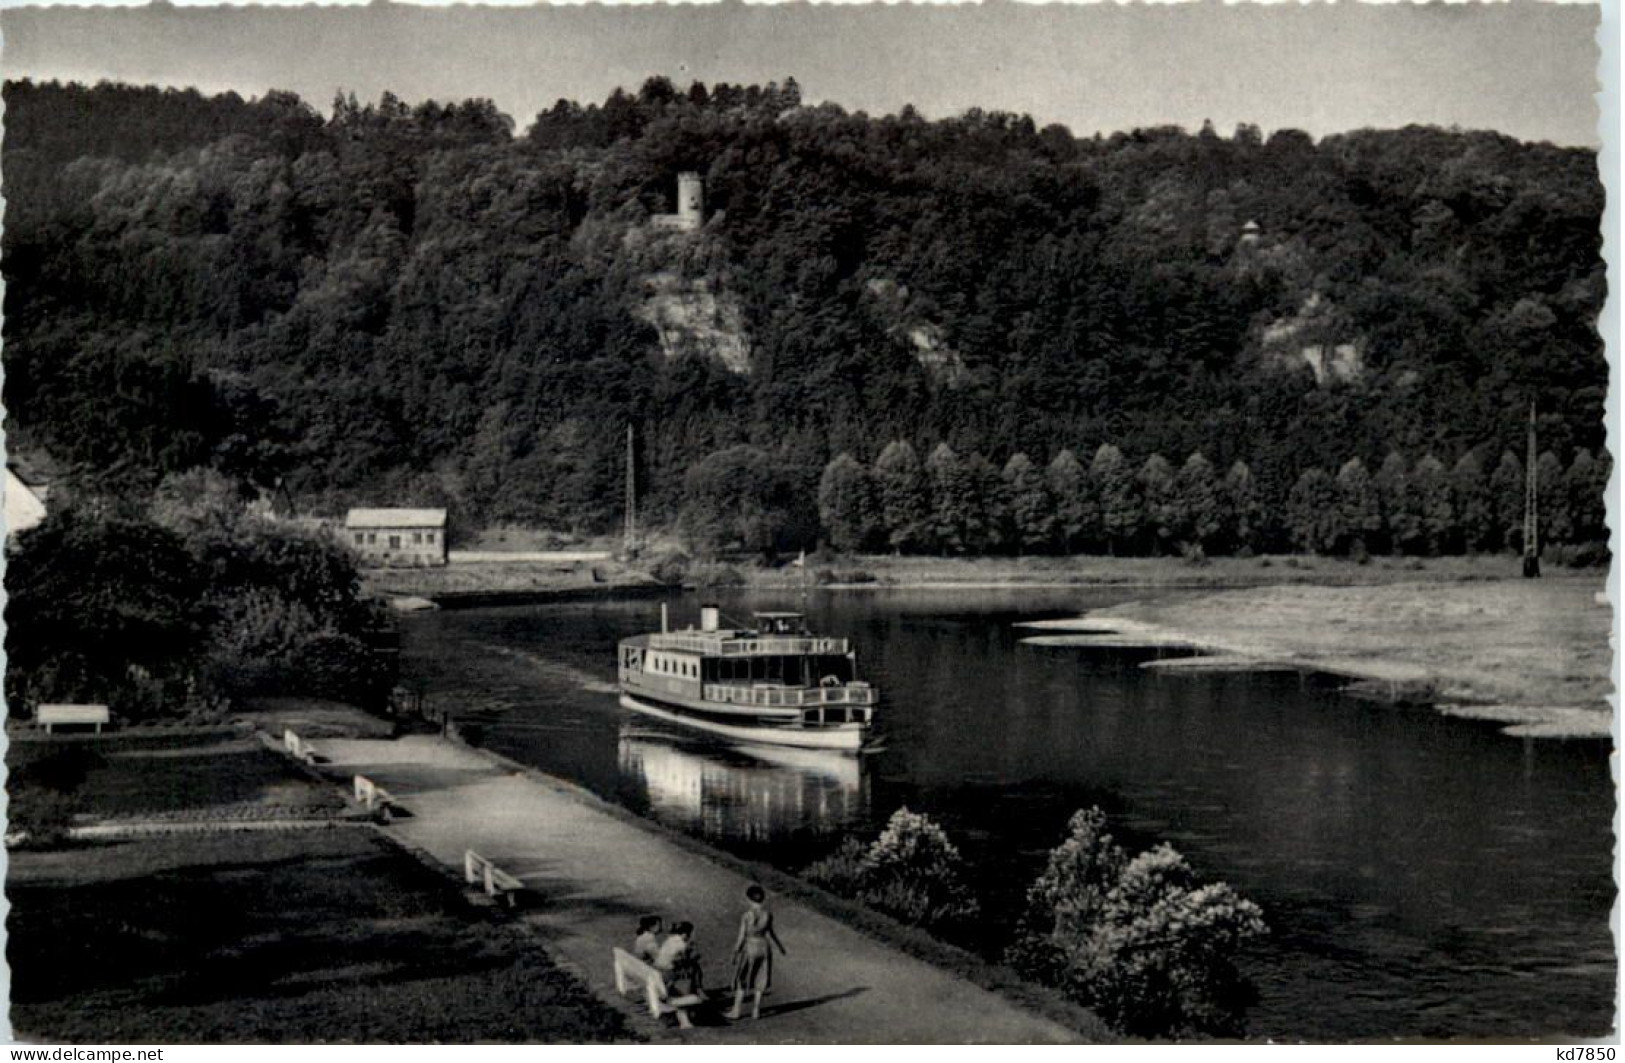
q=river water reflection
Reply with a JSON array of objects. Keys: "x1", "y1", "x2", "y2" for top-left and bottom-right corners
[{"x1": 400, "y1": 587, "x2": 1614, "y2": 1040}]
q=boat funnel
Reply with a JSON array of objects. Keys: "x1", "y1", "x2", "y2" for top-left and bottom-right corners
[
  {"x1": 661, "y1": 602, "x2": 669, "y2": 634},
  {"x1": 700, "y1": 605, "x2": 720, "y2": 632}
]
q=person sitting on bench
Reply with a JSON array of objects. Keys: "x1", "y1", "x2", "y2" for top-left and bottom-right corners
[
  {"x1": 633, "y1": 915, "x2": 664, "y2": 965},
  {"x1": 654, "y1": 921, "x2": 705, "y2": 1003}
]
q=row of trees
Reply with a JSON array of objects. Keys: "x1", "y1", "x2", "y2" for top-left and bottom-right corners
[
  {"x1": 5, "y1": 472, "x2": 396, "y2": 721},
  {"x1": 805, "y1": 441, "x2": 1610, "y2": 559},
  {"x1": 1282, "y1": 447, "x2": 1607, "y2": 557},
  {"x1": 806, "y1": 806, "x2": 1266, "y2": 1039}
]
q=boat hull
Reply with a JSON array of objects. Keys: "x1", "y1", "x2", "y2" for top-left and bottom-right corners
[{"x1": 619, "y1": 693, "x2": 868, "y2": 751}]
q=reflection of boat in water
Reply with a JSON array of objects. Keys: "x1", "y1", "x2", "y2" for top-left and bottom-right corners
[
  {"x1": 617, "y1": 607, "x2": 879, "y2": 751},
  {"x1": 731, "y1": 743, "x2": 863, "y2": 787},
  {"x1": 617, "y1": 725, "x2": 867, "y2": 841}
]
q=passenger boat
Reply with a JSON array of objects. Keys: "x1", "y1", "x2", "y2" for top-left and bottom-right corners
[{"x1": 617, "y1": 606, "x2": 879, "y2": 751}]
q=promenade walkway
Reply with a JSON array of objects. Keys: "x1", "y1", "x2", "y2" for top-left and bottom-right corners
[{"x1": 316, "y1": 735, "x2": 1086, "y2": 1044}]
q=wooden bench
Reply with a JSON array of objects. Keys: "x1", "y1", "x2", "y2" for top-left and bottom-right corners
[
  {"x1": 612, "y1": 948, "x2": 704, "y2": 1028},
  {"x1": 37, "y1": 704, "x2": 110, "y2": 734},
  {"x1": 353, "y1": 775, "x2": 398, "y2": 820},
  {"x1": 282, "y1": 728, "x2": 321, "y2": 765},
  {"x1": 463, "y1": 849, "x2": 525, "y2": 907}
]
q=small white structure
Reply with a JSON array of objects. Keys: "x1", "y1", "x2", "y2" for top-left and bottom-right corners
[
  {"x1": 464, "y1": 849, "x2": 525, "y2": 906},
  {"x1": 37, "y1": 704, "x2": 109, "y2": 734},
  {"x1": 5, "y1": 468, "x2": 47, "y2": 540},
  {"x1": 652, "y1": 172, "x2": 704, "y2": 232},
  {"x1": 345, "y1": 508, "x2": 448, "y2": 567},
  {"x1": 353, "y1": 774, "x2": 397, "y2": 812},
  {"x1": 282, "y1": 728, "x2": 321, "y2": 764}
]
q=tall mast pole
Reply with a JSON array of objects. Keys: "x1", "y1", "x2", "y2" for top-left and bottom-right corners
[
  {"x1": 623, "y1": 424, "x2": 638, "y2": 557},
  {"x1": 1522, "y1": 402, "x2": 1540, "y2": 578}
]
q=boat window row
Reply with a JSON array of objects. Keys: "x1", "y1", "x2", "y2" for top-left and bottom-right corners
[
  {"x1": 650, "y1": 653, "x2": 699, "y2": 679},
  {"x1": 705, "y1": 655, "x2": 855, "y2": 685}
]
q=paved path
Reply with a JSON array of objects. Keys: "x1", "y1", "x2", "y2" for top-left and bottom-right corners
[{"x1": 317, "y1": 735, "x2": 1085, "y2": 1044}]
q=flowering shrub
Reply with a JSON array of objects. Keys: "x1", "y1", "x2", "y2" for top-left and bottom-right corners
[
  {"x1": 1008, "y1": 808, "x2": 1267, "y2": 1038},
  {"x1": 805, "y1": 808, "x2": 980, "y2": 929},
  {"x1": 1005, "y1": 806, "x2": 1128, "y2": 990}
]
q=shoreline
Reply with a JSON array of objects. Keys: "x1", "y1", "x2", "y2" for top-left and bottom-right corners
[
  {"x1": 423, "y1": 583, "x2": 676, "y2": 610},
  {"x1": 1071, "y1": 579, "x2": 1611, "y2": 740},
  {"x1": 365, "y1": 552, "x2": 1577, "y2": 607}
]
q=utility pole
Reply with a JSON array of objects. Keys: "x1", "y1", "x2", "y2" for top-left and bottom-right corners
[
  {"x1": 1522, "y1": 402, "x2": 1540, "y2": 578},
  {"x1": 623, "y1": 424, "x2": 639, "y2": 557}
]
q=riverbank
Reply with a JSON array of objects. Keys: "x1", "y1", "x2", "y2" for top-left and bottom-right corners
[
  {"x1": 364, "y1": 551, "x2": 1584, "y2": 606},
  {"x1": 363, "y1": 556, "x2": 664, "y2": 606},
  {"x1": 312, "y1": 732, "x2": 1104, "y2": 1043},
  {"x1": 8, "y1": 713, "x2": 1112, "y2": 1043},
  {"x1": 751, "y1": 552, "x2": 1554, "y2": 590},
  {"x1": 1080, "y1": 576, "x2": 1611, "y2": 738}
]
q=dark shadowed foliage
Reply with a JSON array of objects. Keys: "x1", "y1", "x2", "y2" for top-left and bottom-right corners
[{"x1": 1, "y1": 78, "x2": 1607, "y2": 556}]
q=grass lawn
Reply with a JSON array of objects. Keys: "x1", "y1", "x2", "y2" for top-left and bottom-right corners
[
  {"x1": 8, "y1": 733, "x2": 346, "y2": 821},
  {"x1": 232, "y1": 697, "x2": 397, "y2": 741},
  {"x1": 8, "y1": 830, "x2": 636, "y2": 1043}
]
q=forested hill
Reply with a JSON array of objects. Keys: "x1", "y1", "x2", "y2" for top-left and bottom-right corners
[{"x1": 1, "y1": 78, "x2": 1605, "y2": 548}]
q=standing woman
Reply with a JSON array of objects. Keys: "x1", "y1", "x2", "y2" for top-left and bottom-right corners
[{"x1": 726, "y1": 883, "x2": 787, "y2": 1020}]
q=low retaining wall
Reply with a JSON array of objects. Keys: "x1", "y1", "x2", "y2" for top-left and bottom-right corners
[{"x1": 425, "y1": 584, "x2": 677, "y2": 610}]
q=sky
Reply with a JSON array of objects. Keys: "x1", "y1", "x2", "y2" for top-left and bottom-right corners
[{"x1": 0, "y1": 1, "x2": 1605, "y2": 146}]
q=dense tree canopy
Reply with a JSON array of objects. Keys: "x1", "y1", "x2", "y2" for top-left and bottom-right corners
[
  {"x1": 2, "y1": 78, "x2": 1607, "y2": 554},
  {"x1": 6, "y1": 477, "x2": 392, "y2": 719},
  {"x1": 817, "y1": 452, "x2": 879, "y2": 552}
]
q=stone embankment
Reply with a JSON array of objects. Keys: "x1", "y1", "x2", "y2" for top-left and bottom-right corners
[{"x1": 362, "y1": 555, "x2": 670, "y2": 608}]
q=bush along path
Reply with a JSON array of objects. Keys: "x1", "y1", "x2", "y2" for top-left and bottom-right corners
[
  {"x1": 1006, "y1": 808, "x2": 1268, "y2": 1039},
  {"x1": 809, "y1": 807, "x2": 1268, "y2": 1041}
]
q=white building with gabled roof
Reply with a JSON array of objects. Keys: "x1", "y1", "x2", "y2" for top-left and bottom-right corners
[{"x1": 344, "y1": 507, "x2": 447, "y2": 567}]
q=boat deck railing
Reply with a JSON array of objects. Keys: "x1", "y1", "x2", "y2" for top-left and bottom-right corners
[
  {"x1": 648, "y1": 632, "x2": 850, "y2": 656},
  {"x1": 702, "y1": 682, "x2": 878, "y2": 709}
]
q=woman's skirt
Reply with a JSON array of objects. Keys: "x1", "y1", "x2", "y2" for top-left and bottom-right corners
[{"x1": 732, "y1": 940, "x2": 772, "y2": 992}]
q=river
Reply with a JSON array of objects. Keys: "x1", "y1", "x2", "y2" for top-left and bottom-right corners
[{"x1": 398, "y1": 587, "x2": 1615, "y2": 1041}]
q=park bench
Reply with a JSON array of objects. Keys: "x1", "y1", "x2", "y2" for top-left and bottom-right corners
[
  {"x1": 37, "y1": 704, "x2": 109, "y2": 734},
  {"x1": 463, "y1": 849, "x2": 525, "y2": 908},
  {"x1": 282, "y1": 728, "x2": 321, "y2": 765},
  {"x1": 612, "y1": 948, "x2": 704, "y2": 1028},
  {"x1": 353, "y1": 774, "x2": 399, "y2": 820}
]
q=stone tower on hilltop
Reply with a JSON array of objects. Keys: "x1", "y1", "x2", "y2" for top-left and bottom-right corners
[
  {"x1": 654, "y1": 172, "x2": 705, "y2": 232},
  {"x1": 677, "y1": 172, "x2": 704, "y2": 229}
]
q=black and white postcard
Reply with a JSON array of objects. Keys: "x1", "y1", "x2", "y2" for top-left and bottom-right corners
[{"x1": 0, "y1": 0, "x2": 1613, "y2": 1046}]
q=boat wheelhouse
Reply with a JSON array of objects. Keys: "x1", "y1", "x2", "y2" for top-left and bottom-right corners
[{"x1": 617, "y1": 606, "x2": 879, "y2": 751}]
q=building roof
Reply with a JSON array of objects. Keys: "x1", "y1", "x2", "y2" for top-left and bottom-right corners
[
  {"x1": 6, "y1": 468, "x2": 47, "y2": 537},
  {"x1": 345, "y1": 507, "x2": 447, "y2": 529}
]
